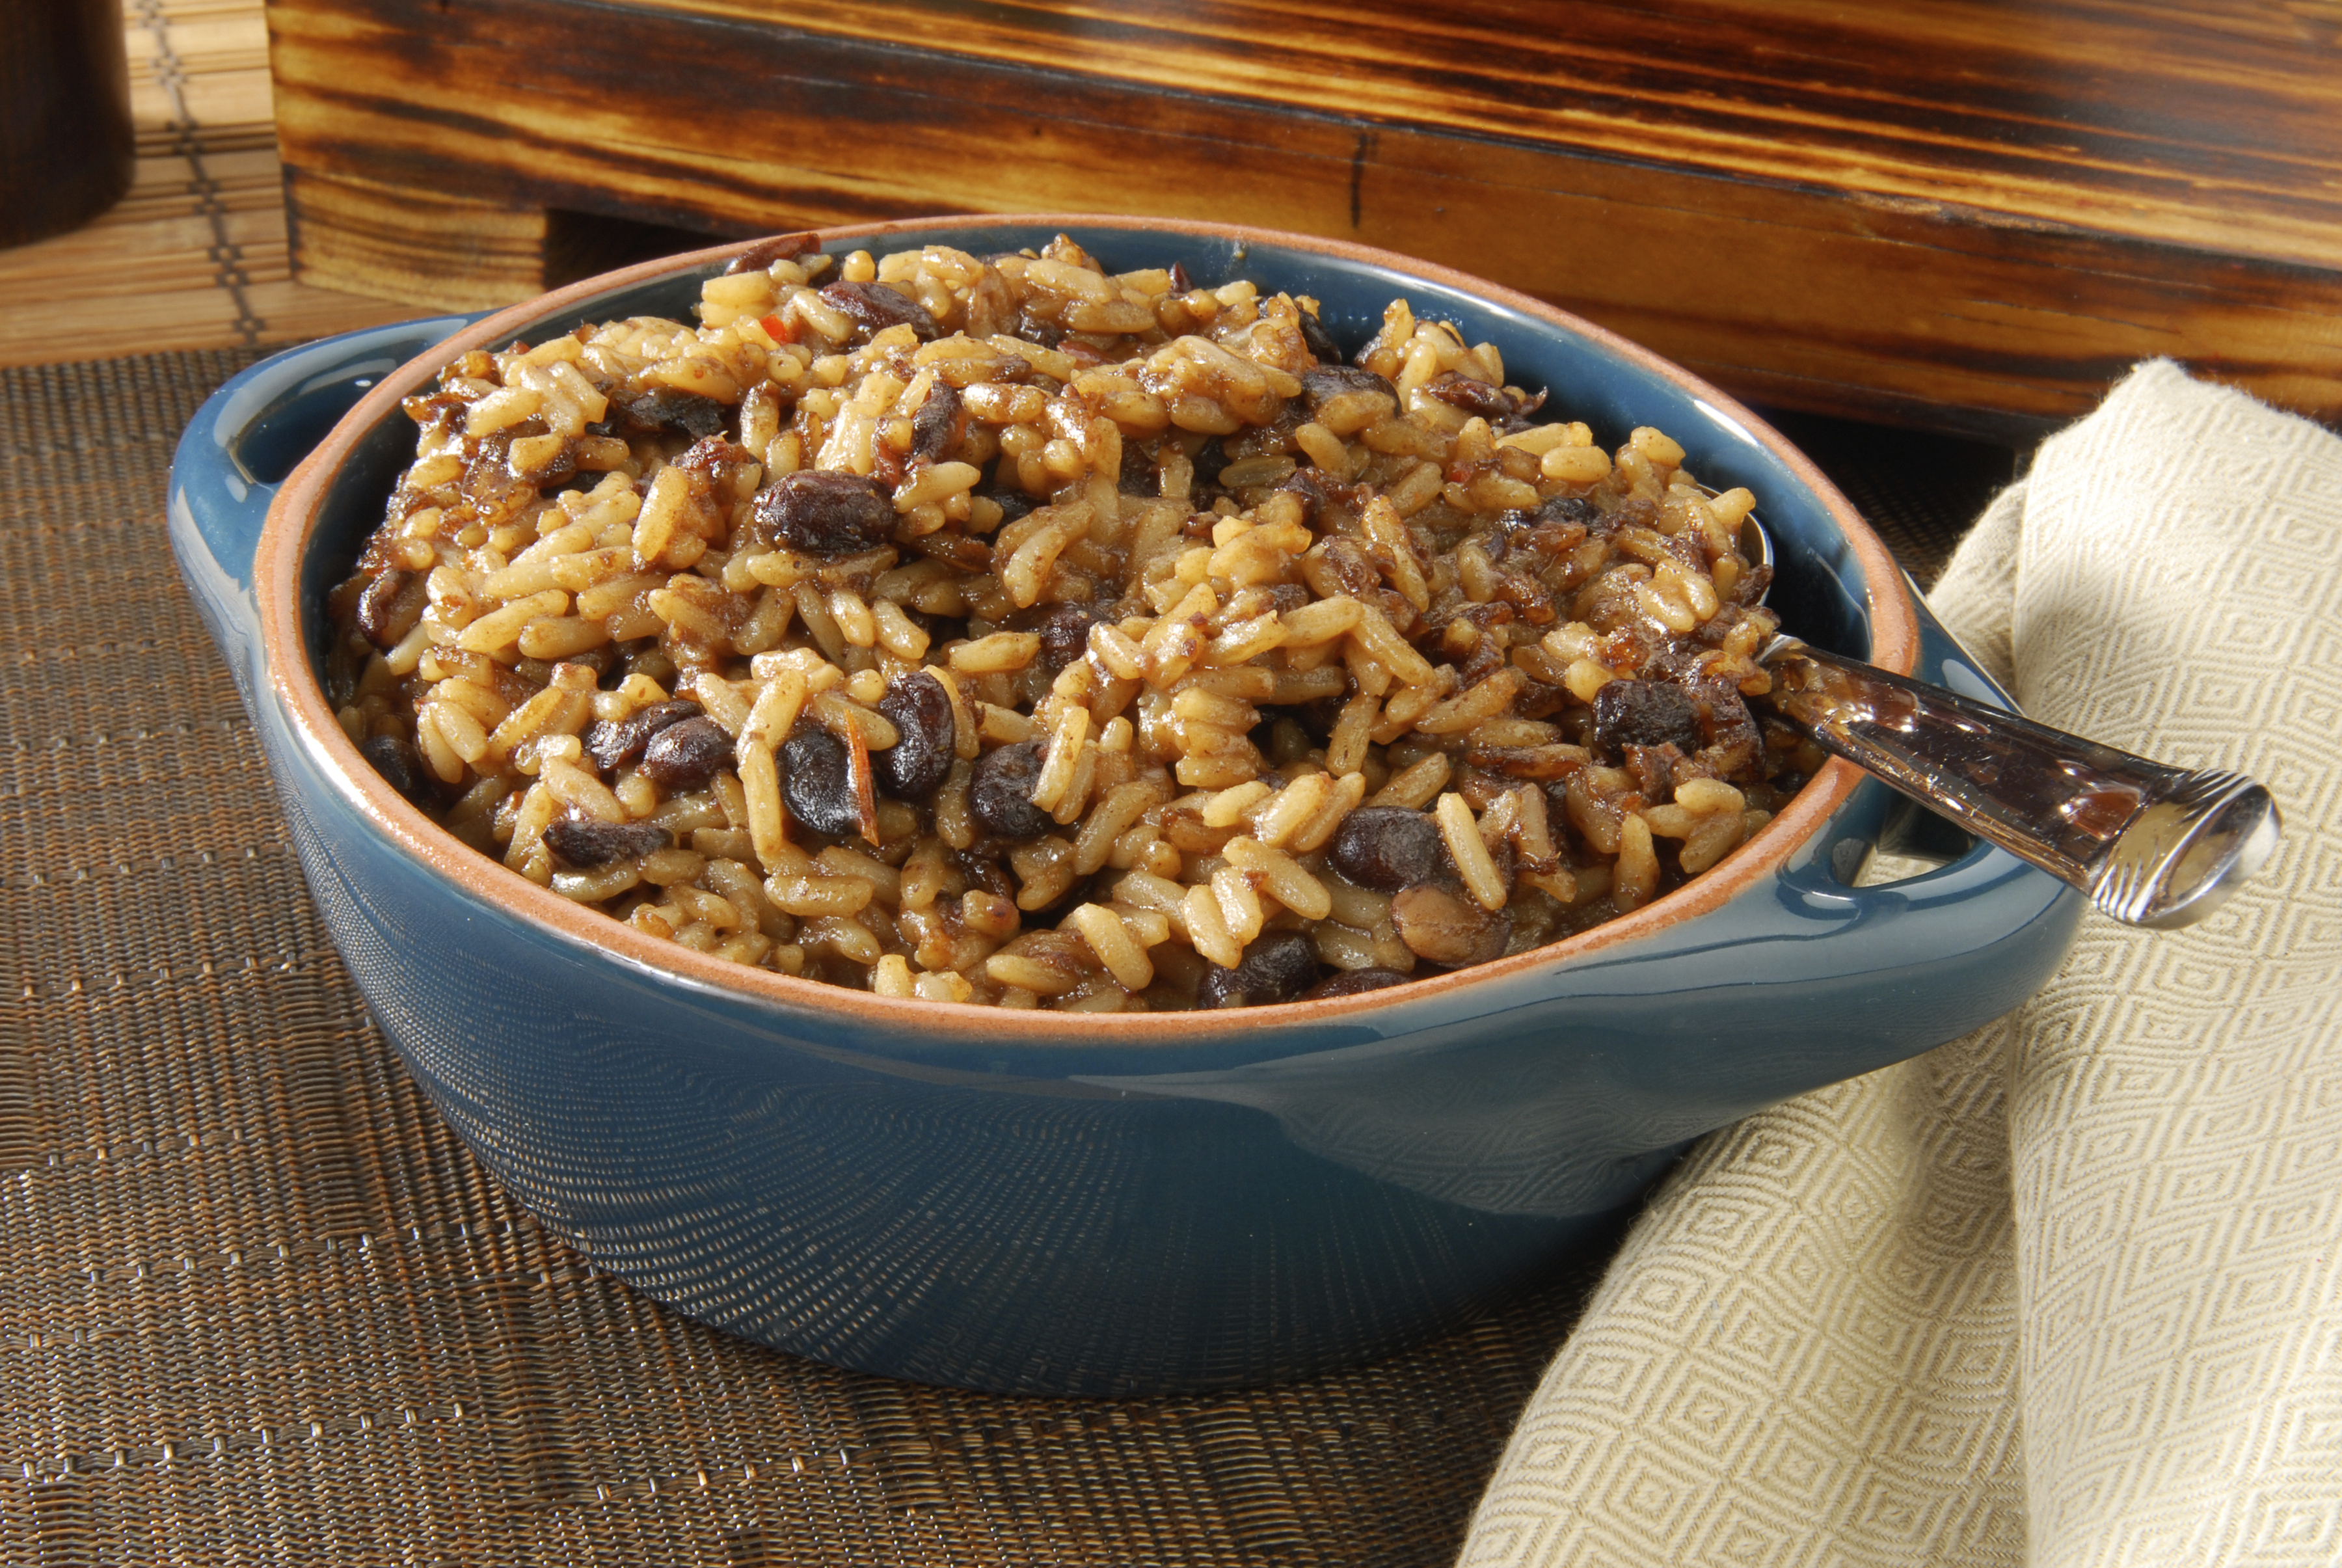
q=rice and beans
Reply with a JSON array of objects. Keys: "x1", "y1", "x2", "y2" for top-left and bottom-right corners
[{"x1": 325, "y1": 234, "x2": 1818, "y2": 1011}]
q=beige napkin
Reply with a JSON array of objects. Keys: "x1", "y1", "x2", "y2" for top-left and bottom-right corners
[{"x1": 1459, "y1": 362, "x2": 2342, "y2": 1567}]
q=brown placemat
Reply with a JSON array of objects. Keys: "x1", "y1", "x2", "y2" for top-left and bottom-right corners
[
  {"x1": 0, "y1": 349, "x2": 1999, "y2": 1565},
  {"x1": 1759, "y1": 409, "x2": 2023, "y2": 590}
]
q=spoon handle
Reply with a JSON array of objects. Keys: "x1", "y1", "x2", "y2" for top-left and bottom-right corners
[{"x1": 1764, "y1": 641, "x2": 2280, "y2": 928}]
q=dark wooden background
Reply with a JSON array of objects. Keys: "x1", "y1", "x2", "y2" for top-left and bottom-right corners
[
  {"x1": 1, "y1": 0, "x2": 135, "y2": 245},
  {"x1": 267, "y1": 0, "x2": 2342, "y2": 439}
]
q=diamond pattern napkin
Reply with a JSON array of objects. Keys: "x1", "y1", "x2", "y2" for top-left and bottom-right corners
[{"x1": 1459, "y1": 361, "x2": 2342, "y2": 1567}]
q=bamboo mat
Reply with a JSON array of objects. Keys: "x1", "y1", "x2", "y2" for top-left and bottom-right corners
[{"x1": 0, "y1": 0, "x2": 409, "y2": 368}]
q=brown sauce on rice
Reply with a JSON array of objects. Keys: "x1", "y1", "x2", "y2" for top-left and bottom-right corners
[{"x1": 325, "y1": 234, "x2": 1814, "y2": 1010}]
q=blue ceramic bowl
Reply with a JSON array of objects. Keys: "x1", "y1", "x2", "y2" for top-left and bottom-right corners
[{"x1": 169, "y1": 217, "x2": 2080, "y2": 1395}]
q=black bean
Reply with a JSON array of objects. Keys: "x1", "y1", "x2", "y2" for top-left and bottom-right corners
[
  {"x1": 355, "y1": 568, "x2": 415, "y2": 649},
  {"x1": 1030, "y1": 604, "x2": 1105, "y2": 675},
  {"x1": 820, "y1": 280, "x2": 938, "y2": 341},
  {"x1": 1592, "y1": 679, "x2": 1706, "y2": 755},
  {"x1": 544, "y1": 815, "x2": 671, "y2": 868},
  {"x1": 725, "y1": 232, "x2": 818, "y2": 274},
  {"x1": 1304, "y1": 967, "x2": 1412, "y2": 1001},
  {"x1": 1390, "y1": 884, "x2": 1512, "y2": 968},
  {"x1": 1191, "y1": 436, "x2": 1229, "y2": 488},
  {"x1": 909, "y1": 381, "x2": 964, "y2": 463},
  {"x1": 956, "y1": 846, "x2": 1016, "y2": 900},
  {"x1": 781, "y1": 726, "x2": 861, "y2": 837},
  {"x1": 1535, "y1": 494, "x2": 1598, "y2": 527},
  {"x1": 1297, "y1": 304, "x2": 1344, "y2": 366},
  {"x1": 621, "y1": 388, "x2": 729, "y2": 440},
  {"x1": 358, "y1": 733, "x2": 427, "y2": 802},
  {"x1": 751, "y1": 470, "x2": 896, "y2": 555},
  {"x1": 1014, "y1": 308, "x2": 1066, "y2": 351},
  {"x1": 640, "y1": 715, "x2": 734, "y2": 792},
  {"x1": 874, "y1": 672, "x2": 954, "y2": 798},
  {"x1": 583, "y1": 698, "x2": 703, "y2": 774},
  {"x1": 1299, "y1": 364, "x2": 1397, "y2": 410},
  {"x1": 1197, "y1": 932, "x2": 1322, "y2": 1009},
  {"x1": 970, "y1": 739, "x2": 1053, "y2": 842},
  {"x1": 1330, "y1": 806, "x2": 1453, "y2": 892}
]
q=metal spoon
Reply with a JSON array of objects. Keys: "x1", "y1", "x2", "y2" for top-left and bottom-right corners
[{"x1": 1735, "y1": 513, "x2": 2280, "y2": 928}]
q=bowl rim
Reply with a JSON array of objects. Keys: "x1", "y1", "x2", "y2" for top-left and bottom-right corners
[{"x1": 257, "y1": 213, "x2": 1915, "y2": 1044}]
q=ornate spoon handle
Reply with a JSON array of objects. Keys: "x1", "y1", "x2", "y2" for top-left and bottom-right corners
[{"x1": 1764, "y1": 641, "x2": 2280, "y2": 928}]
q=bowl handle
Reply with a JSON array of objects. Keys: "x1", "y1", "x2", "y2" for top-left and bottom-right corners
[
  {"x1": 1078, "y1": 597, "x2": 2080, "y2": 1223},
  {"x1": 168, "y1": 314, "x2": 481, "y2": 709},
  {"x1": 1722, "y1": 576, "x2": 2085, "y2": 1086}
]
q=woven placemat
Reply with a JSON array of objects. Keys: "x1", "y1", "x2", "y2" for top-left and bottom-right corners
[
  {"x1": 0, "y1": 349, "x2": 1991, "y2": 1565},
  {"x1": 1759, "y1": 409, "x2": 2022, "y2": 590}
]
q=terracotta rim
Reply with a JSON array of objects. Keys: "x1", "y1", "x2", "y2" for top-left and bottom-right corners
[{"x1": 258, "y1": 214, "x2": 1915, "y2": 1045}]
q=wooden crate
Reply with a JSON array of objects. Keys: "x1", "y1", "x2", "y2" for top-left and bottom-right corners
[{"x1": 265, "y1": 0, "x2": 2342, "y2": 438}]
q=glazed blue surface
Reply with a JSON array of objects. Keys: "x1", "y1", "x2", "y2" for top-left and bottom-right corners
[{"x1": 168, "y1": 221, "x2": 2082, "y2": 1395}]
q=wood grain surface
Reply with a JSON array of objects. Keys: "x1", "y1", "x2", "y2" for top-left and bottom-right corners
[
  {"x1": 266, "y1": 0, "x2": 2342, "y2": 436},
  {"x1": 0, "y1": 0, "x2": 136, "y2": 247}
]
